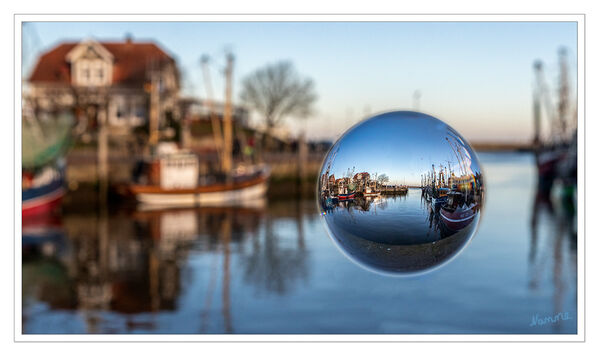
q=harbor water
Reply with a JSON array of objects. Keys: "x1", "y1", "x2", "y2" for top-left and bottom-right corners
[{"x1": 22, "y1": 152, "x2": 577, "y2": 334}]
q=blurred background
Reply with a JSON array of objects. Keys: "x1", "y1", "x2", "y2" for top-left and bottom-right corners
[{"x1": 21, "y1": 21, "x2": 577, "y2": 334}]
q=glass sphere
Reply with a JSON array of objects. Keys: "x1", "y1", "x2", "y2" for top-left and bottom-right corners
[{"x1": 318, "y1": 111, "x2": 484, "y2": 276}]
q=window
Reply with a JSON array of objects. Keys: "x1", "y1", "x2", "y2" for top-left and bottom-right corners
[
  {"x1": 79, "y1": 61, "x2": 90, "y2": 83},
  {"x1": 113, "y1": 96, "x2": 127, "y2": 121},
  {"x1": 76, "y1": 60, "x2": 108, "y2": 86},
  {"x1": 132, "y1": 98, "x2": 146, "y2": 119}
]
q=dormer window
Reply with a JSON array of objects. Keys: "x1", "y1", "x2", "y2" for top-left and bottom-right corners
[{"x1": 67, "y1": 39, "x2": 113, "y2": 87}]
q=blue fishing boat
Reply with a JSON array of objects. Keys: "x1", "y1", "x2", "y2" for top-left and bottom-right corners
[
  {"x1": 22, "y1": 110, "x2": 72, "y2": 217},
  {"x1": 22, "y1": 164, "x2": 65, "y2": 217}
]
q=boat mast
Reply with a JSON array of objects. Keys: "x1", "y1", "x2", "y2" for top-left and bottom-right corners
[
  {"x1": 445, "y1": 137, "x2": 465, "y2": 176},
  {"x1": 431, "y1": 164, "x2": 436, "y2": 194},
  {"x1": 533, "y1": 60, "x2": 543, "y2": 152},
  {"x1": 222, "y1": 53, "x2": 234, "y2": 177},
  {"x1": 532, "y1": 59, "x2": 556, "y2": 146},
  {"x1": 445, "y1": 161, "x2": 452, "y2": 188},
  {"x1": 557, "y1": 47, "x2": 570, "y2": 145},
  {"x1": 200, "y1": 55, "x2": 224, "y2": 168}
]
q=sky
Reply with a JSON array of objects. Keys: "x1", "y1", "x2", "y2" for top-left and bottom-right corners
[
  {"x1": 324, "y1": 112, "x2": 482, "y2": 186},
  {"x1": 22, "y1": 21, "x2": 577, "y2": 142}
]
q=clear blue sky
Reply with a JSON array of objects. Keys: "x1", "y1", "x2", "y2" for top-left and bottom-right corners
[
  {"x1": 22, "y1": 21, "x2": 577, "y2": 142},
  {"x1": 324, "y1": 112, "x2": 483, "y2": 186}
]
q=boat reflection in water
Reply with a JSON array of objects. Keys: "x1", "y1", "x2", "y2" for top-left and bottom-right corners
[
  {"x1": 22, "y1": 199, "x2": 311, "y2": 334},
  {"x1": 528, "y1": 183, "x2": 577, "y2": 333},
  {"x1": 321, "y1": 190, "x2": 482, "y2": 276},
  {"x1": 22, "y1": 152, "x2": 577, "y2": 334},
  {"x1": 318, "y1": 111, "x2": 484, "y2": 275}
]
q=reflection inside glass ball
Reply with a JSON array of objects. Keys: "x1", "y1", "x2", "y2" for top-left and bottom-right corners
[{"x1": 318, "y1": 111, "x2": 484, "y2": 276}]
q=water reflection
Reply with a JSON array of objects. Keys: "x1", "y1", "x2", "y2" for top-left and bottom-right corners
[
  {"x1": 240, "y1": 210, "x2": 309, "y2": 296},
  {"x1": 22, "y1": 200, "x2": 311, "y2": 333},
  {"x1": 321, "y1": 190, "x2": 480, "y2": 275},
  {"x1": 21, "y1": 153, "x2": 577, "y2": 334},
  {"x1": 529, "y1": 186, "x2": 577, "y2": 333}
]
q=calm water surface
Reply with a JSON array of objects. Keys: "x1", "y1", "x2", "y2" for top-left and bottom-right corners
[
  {"x1": 324, "y1": 192, "x2": 480, "y2": 245},
  {"x1": 22, "y1": 152, "x2": 577, "y2": 334}
]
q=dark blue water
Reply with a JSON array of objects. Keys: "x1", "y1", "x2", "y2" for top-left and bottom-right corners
[
  {"x1": 22, "y1": 152, "x2": 577, "y2": 334},
  {"x1": 325, "y1": 194, "x2": 440, "y2": 245},
  {"x1": 321, "y1": 193, "x2": 480, "y2": 275},
  {"x1": 324, "y1": 191, "x2": 480, "y2": 244}
]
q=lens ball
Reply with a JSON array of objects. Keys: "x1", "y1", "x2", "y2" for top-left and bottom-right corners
[{"x1": 318, "y1": 111, "x2": 484, "y2": 275}]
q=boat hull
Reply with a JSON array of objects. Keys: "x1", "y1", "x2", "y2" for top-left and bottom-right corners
[
  {"x1": 132, "y1": 177, "x2": 269, "y2": 208},
  {"x1": 22, "y1": 176, "x2": 64, "y2": 218},
  {"x1": 440, "y1": 205, "x2": 476, "y2": 231}
]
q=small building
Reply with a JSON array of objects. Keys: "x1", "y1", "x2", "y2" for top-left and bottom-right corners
[
  {"x1": 335, "y1": 177, "x2": 350, "y2": 195},
  {"x1": 328, "y1": 174, "x2": 336, "y2": 186},
  {"x1": 27, "y1": 37, "x2": 180, "y2": 137},
  {"x1": 353, "y1": 172, "x2": 370, "y2": 193}
]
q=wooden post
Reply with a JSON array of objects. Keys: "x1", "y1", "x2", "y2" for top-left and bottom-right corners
[
  {"x1": 297, "y1": 132, "x2": 307, "y2": 191},
  {"x1": 97, "y1": 104, "x2": 109, "y2": 207},
  {"x1": 180, "y1": 114, "x2": 191, "y2": 149},
  {"x1": 149, "y1": 68, "x2": 160, "y2": 149}
]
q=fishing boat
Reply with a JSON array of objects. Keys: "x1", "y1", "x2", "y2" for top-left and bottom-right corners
[
  {"x1": 130, "y1": 175, "x2": 270, "y2": 207},
  {"x1": 22, "y1": 109, "x2": 73, "y2": 218},
  {"x1": 338, "y1": 192, "x2": 356, "y2": 200},
  {"x1": 128, "y1": 53, "x2": 270, "y2": 208},
  {"x1": 440, "y1": 203, "x2": 477, "y2": 231},
  {"x1": 22, "y1": 164, "x2": 65, "y2": 217},
  {"x1": 129, "y1": 144, "x2": 270, "y2": 207},
  {"x1": 362, "y1": 186, "x2": 379, "y2": 197},
  {"x1": 431, "y1": 187, "x2": 450, "y2": 209},
  {"x1": 532, "y1": 49, "x2": 577, "y2": 196}
]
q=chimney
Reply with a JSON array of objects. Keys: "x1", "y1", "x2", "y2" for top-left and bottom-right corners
[{"x1": 125, "y1": 33, "x2": 133, "y2": 44}]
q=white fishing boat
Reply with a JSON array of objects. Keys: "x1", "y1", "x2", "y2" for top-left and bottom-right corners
[
  {"x1": 362, "y1": 186, "x2": 380, "y2": 197},
  {"x1": 129, "y1": 144, "x2": 269, "y2": 207},
  {"x1": 128, "y1": 53, "x2": 269, "y2": 208}
]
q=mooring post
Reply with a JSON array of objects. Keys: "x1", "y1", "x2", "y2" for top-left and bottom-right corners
[{"x1": 97, "y1": 105, "x2": 109, "y2": 207}]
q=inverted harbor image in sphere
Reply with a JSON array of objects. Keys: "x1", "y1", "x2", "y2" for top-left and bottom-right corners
[{"x1": 318, "y1": 111, "x2": 485, "y2": 275}]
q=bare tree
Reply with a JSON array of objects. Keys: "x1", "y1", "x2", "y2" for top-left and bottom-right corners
[
  {"x1": 240, "y1": 61, "x2": 317, "y2": 135},
  {"x1": 377, "y1": 173, "x2": 390, "y2": 186}
]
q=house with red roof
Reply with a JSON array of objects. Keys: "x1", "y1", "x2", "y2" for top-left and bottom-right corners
[{"x1": 27, "y1": 37, "x2": 180, "y2": 135}]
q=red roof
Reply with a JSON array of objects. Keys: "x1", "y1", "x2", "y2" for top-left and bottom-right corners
[
  {"x1": 353, "y1": 172, "x2": 370, "y2": 180},
  {"x1": 29, "y1": 41, "x2": 176, "y2": 86}
]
